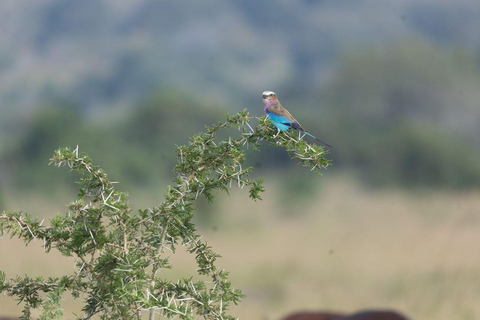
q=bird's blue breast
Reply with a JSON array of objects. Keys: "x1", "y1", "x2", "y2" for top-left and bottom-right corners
[{"x1": 267, "y1": 113, "x2": 293, "y2": 131}]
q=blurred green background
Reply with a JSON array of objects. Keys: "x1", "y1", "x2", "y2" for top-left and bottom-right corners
[{"x1": 1, "y1": 1, "x2": 480, "y2": 319}]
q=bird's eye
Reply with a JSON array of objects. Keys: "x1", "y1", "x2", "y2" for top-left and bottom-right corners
[{"x1": 263, "y1": 92, "x2": 275, "y2": 98}]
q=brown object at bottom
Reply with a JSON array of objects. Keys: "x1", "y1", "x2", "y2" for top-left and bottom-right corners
[{"x1": 283, "y1": 310, "x2": 409, "y2": 320}]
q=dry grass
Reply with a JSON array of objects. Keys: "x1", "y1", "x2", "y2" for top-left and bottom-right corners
[{"x1": 1, "y1": 174, "x2": 480, "y2": 319}]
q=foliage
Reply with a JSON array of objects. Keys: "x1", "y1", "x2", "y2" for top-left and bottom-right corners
[
  {"x1": 0, "y1": 110, "x2": 330, "y2": 319},
  {"x1": 3, "y1": 40, "x2": 480, "y2": 192},
  {"x1": 3, "y1": 0, "x2": 480, "y2": 119},
  {"x1": 323, "y1": 40, "x2": 480, "y2": 188},
  {"x1": 1, "y1": 91, "x2": 222, "y2": 192}
]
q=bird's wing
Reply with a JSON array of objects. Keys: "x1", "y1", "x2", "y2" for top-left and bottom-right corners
[{"x1": 267, "y1": 104, "x2": 305, "y2": 130}]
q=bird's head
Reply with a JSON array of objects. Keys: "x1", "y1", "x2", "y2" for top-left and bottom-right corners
[{"x1": 262, "y1": 91, "x2": 278, "y2": 106}]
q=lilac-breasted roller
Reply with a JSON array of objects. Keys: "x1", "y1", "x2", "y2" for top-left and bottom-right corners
[{"x1": 262, "y1": 91, "x2": 332, "y2": 147}]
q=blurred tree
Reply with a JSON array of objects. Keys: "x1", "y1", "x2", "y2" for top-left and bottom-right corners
[
  {"x1": 2, "y1": 102, "x2": 84, "y2": 192},
  {"x1": 112, "y1": 90, "x2": 223, "y2": 188},
  {"x1": 323, "y1": 40, "x2": 480, "y2": 188},
  {"x1": 0, "y1": 90, "x2": 224, "y2": 194},
  {"x1": 123, "y1": 90, "x2": 220, "y2": 148}
]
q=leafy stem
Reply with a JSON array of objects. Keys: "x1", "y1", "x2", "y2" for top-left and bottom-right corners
[{"x1": 0, "y1": 109, "x2": 331, "y2": 319}]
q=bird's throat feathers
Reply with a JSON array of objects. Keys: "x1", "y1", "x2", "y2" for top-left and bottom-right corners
[{"x1": 264, "y1": 100, "x2": 279, "y2": 113}]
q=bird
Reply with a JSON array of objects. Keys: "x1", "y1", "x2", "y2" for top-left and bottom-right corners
[{"x1": 262, "y1": 91, "x2": 332, "y2": 147}]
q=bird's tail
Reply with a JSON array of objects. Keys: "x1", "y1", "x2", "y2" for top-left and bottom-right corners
[{"x1": 303, "y1": 131, "x2": 332, "y2": 148}]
